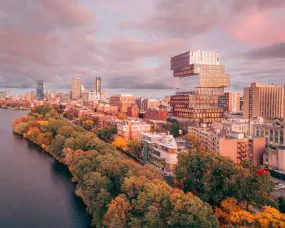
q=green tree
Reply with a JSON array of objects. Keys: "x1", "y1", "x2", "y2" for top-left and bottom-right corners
[
  {"x1": 127, "y1": 139, "x2": 142, "y2": 157},
  {"x1": 97, "y1": 127, "x2": 117, "y2": 141}
]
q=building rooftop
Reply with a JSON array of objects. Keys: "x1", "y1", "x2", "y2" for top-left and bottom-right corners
[{"x1": 141, "y1": 133, "x2": 178, "y2": 149}]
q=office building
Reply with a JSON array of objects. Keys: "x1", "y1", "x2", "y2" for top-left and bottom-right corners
[
  {"x1": 80, "y1": 85, "x2": 85, "y2": 94},
  {"x1": 117, "y1": 121, "x2": 150, "y2": 140},
  {"x1": 170, "y1": 50, "x2": 230, "y2": 124},
  {"x1": 36, "y1": 80, "x2": 44, "y2": 100},
  {"x1": 243, "y1": 82, "x2": 284, "y2": 120},
  {"x1": 266, "y1": 146, "x2": 285, "y2": 172},
  {"x1": 0, "y1": 91, "x2": 8, "y2": 100},
  {"x1": 110, "y1": 94, "x2": 135, "y2": 113},
  {"x1": 95, "y1": 77, "x2": 101, "y2": 93},
  {"x1": 142, "y1": 99, "x2": 159, "y2": 111},
  {"x1": 88, "y1": 90, "x2": 100, "y2": 102},
  {"x1": 72, "y1": 78, "x2": 81, "y2": 100}
]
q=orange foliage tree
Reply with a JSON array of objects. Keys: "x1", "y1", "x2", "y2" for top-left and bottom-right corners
[{"x1": 112, "y1": 136, "x2": 128, "y2": 151}]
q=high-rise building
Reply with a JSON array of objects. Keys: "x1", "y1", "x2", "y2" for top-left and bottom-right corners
[
  {"x1": 72, "y1": 78, "x2": 81, "y2": 100},
  {"x1": 170, "y1": 50, "x2": 230, "y2": 124},
  {"x1": 219, "y1": 92, "x2": 240, "y2": 113},
  {"x1": 243, "y1": 82, "x2": 284, "y2": 120},
  {"x1": 36, "y1": 80, "x2": 44, "y2": 100},
  {"x1": 80, "y1": 85, "x2": 85, "y2": 94},
  {"x1": 95, "y1": 77, "x2": 101, "y2": 93}
]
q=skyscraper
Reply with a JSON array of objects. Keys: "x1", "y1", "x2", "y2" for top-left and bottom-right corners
[
  {"x1": 95, "y1": 77, "x2": 101, "y2": 93},
  {"x1": 36, "y1": 80, "x2": 44, "y2": 100},
  {"x1": 72, "y1": 78, "x2": 81, "y2": 100},
  {"x1": 170, "y1": 50, "x2": 230, "y2": 124},
  {"x1": 243, "y1": 82, "x2": 284, "y2": 120}
]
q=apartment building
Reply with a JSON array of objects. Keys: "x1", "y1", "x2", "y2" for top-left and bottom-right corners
[
  {"x1": 244, "y1": 82, "x2": 284, "y2": 120},
  {"x1": 145, "y1": 107, "x2": 169, "y2": 121},
  {"x1": 117, "y1": 121, "x2": 150, "y2": 140},
  {"x1": 110, "y1": 94, "x2": 135, "y2": 113}
]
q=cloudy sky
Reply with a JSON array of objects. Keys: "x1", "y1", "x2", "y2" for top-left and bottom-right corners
[{"x1": 0, "y1": 0, "x2": 284, "y2": 91}]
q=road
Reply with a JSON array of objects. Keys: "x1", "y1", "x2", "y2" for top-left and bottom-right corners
[{"x1": 271, "y1": 177, "x2": 285, "y2": 199}]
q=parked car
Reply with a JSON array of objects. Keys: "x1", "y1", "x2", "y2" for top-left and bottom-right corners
[{"x1": 274, "y1": 187, "x2": 281, "y2": 191}]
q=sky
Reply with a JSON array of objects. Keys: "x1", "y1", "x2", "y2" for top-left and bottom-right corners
[{"x1": 0, "y1": 0, "x2": 284, "y2": 91}]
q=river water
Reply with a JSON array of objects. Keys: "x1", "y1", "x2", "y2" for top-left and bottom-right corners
[{"x1": 0, "y1": 109, "x2": 91, "y2": 228}]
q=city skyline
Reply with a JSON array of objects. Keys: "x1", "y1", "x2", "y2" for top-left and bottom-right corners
[{"x1": 0, "y1": 0, "x2": 284, "y2": 91}]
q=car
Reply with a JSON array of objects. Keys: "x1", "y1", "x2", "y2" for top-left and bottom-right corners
[
  {"x1": 274, "y1": 187, "x2": 281, "y2": 191},
  {"x1": 277, "y1": 184, "x2": 285, "y2": 189},
  {"x1": 272, "y1": 180, "x2": 278, "y2": 184}
]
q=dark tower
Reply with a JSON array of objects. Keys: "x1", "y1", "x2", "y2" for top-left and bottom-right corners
[
  {"x1": 95, "y1": 77, "x2": 101, "y2": 93},
  {"x1": 36, "y1": 80, "x2": 44, "y2": 100}
]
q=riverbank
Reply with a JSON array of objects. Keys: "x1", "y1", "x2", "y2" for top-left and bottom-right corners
[
  {"x1": 12, "y1": 106, "x2": 220, "y2": 227},
  {"x1": 1, "y1": 109, "x2": 90, "y2": 228}
]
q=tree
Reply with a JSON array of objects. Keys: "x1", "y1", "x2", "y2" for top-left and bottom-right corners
[
  {"x1": 49, "y1": 134, "x2": 66, "y2": 158},
  {"x1": 97, "y1": 127, "x2": 117, "y2": 141},
  {"x1": 82, "y1": 119, "x2": 94, "y2": 131},
  {"x1": 164, "y1": 123, "x2": 179, "y2": 137},
  {"x1": 112, "y1": 136, "x2": 128, "y2": 151},
  {"x1": 127, "y1": 139, "x2": 142, "y2": 157},
  {"x1": 255, "y1": 206, "x2": 285, "y2": 228},
  {"x1": 278, "y1": 197, "x2": 285, "y2": 213},
  {"x1": 102, "y1": 194, "x2": 131, "y2": 228},
  {"x1": 13, "y1": 122, "x2": 29, "y2": 135}
]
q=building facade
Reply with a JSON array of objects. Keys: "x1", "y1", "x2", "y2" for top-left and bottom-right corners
[
  {"x1": 243, "y1": 82, "x2": 284, "y2": 120},
  {"x1": 126, "y1": 103, "x2": 139, "y2": 118},
  {"x1": 117, "y1": 121, "x2": 150, "y2": 140},
  {"x1": 72, "y1": 78, "x2": 81, "y2": 100}
]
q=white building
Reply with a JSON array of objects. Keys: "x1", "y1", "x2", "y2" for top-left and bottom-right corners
[
  {"x1": 141, "y1": 133, "x2": 179, "y2": 172},
  {"x1": 88, "y1": 90, "x2": 100, "y2": 102}
]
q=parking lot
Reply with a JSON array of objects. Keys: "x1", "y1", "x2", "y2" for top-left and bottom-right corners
[{"x1": 271, "y1": 177, "x2": 285, "y2": 199}]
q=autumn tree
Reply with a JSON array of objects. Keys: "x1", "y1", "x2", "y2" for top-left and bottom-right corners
[
  {"x1": 112, "y1": 136, "x2": 128, "y2": 151},
  {"x1": 82, "y1": 119, "x2": 94, "y2": 131},
  {"x1": 117, "y1": 113, "x2": 127, "y2": 120}
]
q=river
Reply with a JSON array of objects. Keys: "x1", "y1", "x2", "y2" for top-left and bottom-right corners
[{"x1": 0, "y1": 109, "x2": 91, "y2": 228}]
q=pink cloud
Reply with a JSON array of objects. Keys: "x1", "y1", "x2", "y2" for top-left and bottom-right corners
[{"x1": 228, "y1": 11, "x2": 285, "y2": 45}]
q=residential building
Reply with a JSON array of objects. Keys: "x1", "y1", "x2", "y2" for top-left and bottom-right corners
[
  {"x1": 36, "y1": 80, "x2": 44, "y2": 100},
  {"x1": 145, "y1": 107, "x2": 169, "y2": 121},
  {"x1": 0, "y1": 91, "x2": 8, "y2": 100},
  {"x1": 188, "y1": 126, "x2": 266, "y2": 164},
  {"x1": 72, "y1": 78, "x2": 81, "y2": 100},
  {"x1": 110, "y1": 94, "x2": 135, "y2": 113},
  {"x1": 141, "y1": 133, "x2": 179, "y2": 172},
  {"x1": 117, "y1": 121, "x2": 150, "y2": 140},
  {"x1": 243, "y1": 82, "x2": 284, "y2": 120}
]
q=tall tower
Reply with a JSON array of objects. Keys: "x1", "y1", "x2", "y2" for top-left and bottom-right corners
[
  {"x1": 36, "y1": 80, "x2": 44, "y2": 100},
  {"x1": 95, "y1": 77, "x2": 101, "y2": 93},
  {"x1": 72, "y1": 78, "x2": 81, "y2": 100}
]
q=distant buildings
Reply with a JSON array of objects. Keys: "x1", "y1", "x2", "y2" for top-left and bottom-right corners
[
  {"x1": 36, "y1": 80, "x2": 44, "y2": 100},
  {"x1": 0, "y1": 90, "x2": 8, "y2": 100},
  {"x1": 117, "y1": 120, "x2": 150, "y2": 140},
  {"x1": 110, "y1": 94, "x2": 135, "y2": 113},
  {"x1": 243, "y1": 82, "x2": 284, "y2": 120},
  {"x1": 72, "y1": 78, "x2": 81, "y2": 100},
  {"x1": 170, "y1": 50, "x2": 230, "y2": 124}
]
